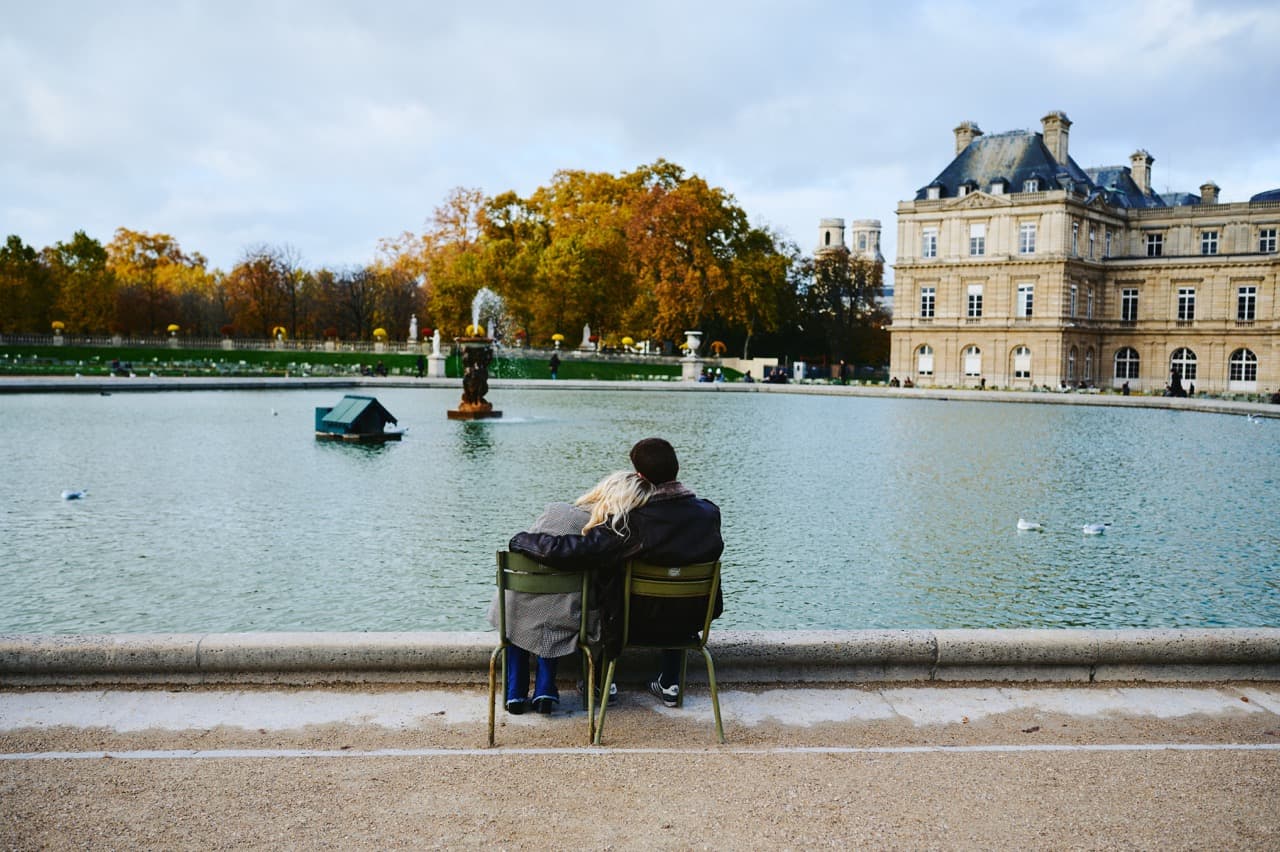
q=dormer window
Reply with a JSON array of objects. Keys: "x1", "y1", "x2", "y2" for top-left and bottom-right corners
[
  {"x1": 957, "y1": 185, "x2": 969, "y2": 198},
  {"x1": 1023, "y1": 178, "x2": 1040, "y2": 192},
  {"x1": 990, "y1": 179, "x2": 1007, "y2": 195},
  {"x1": 927, "y1": 185, "x2": 941, "y2": 200}
]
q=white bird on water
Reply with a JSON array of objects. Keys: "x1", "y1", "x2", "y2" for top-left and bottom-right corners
[
  {"x1": 61, "y1": 489, "x2": 88, "y2": 500},
  {"x1": 1082, "y1": 522, "x2": 1111, "y2": 535},
  {"x1": 1017, "y1": 518, "x2": 1043, "y2": 531}
]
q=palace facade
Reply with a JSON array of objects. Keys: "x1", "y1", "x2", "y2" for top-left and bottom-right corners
[{"x1": 888, "y1": 112, "x2": 1278, "y2": 395}]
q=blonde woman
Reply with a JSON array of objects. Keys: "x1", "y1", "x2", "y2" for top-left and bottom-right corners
[{"x1": 491, "y1": 470, "x2": 652, "y2": 714}]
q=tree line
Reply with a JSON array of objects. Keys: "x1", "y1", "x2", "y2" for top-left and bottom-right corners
[{"x1": 0, "y1": 159, "x2": 888, "y2": 364}]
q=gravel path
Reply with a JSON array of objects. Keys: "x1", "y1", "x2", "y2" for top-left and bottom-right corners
[{"x1": 3, "y1": 683, "x2": 1279, "y2": 849}]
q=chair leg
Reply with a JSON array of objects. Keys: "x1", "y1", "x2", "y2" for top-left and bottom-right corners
[
  {"x1": 676, "y1": 650, "x2": 689, "y2": 708},
  {"x1": 581, "y1": 645, "x2": 596, "y2": 745},
  {"x1": 594, "y1": 658, "x2": 619, "y2": 745},
  {"x1": 701, "y1": 647, "x2": 725, "y2": 744},
  {"x1": 487, "y1": 645, "x2": 505, "y2": 747}
]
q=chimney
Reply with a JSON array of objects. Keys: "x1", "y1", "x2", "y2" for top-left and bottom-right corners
[
  {"x1": 1041, "y1": 111, "x2": 1072, "y2": 163},
  {"x1": 1130, "y1": 150, "x2": 1154, "y2": 194},
  {"x1": 1200, "y1": 181, "x2": 1220, "y2": 205},
  {"x1": 954, "y1": 121, "x2": 983, "y2": 155}
]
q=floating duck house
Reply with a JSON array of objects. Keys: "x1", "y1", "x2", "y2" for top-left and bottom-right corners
[{"x1": 314, "y1": 395, "x2": 402, "y2": 443}]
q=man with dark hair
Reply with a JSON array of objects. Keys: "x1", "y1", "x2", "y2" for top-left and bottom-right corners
[{"x1": 509, "y1": 437, "x2": 724, "y2": 707}]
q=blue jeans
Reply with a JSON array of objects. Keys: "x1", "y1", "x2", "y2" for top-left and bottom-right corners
[{"x1": 505, "y1": 648, "x2": 560, "y2": 703}]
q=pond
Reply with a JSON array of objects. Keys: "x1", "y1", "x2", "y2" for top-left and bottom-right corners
[{"x1": 1, "y1": 387, "x2": 1277, "y2": 633}]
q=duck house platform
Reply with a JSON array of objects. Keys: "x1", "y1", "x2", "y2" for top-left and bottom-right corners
[{"x1": 315, "y1": 395, "x2": 403, "y2": 443}]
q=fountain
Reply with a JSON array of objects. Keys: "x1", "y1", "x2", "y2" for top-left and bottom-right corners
[{"x1": 446, "y1": 291, "x2": 504, "y2": 420}]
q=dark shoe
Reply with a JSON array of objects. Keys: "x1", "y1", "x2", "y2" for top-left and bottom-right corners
[
  {"x1": 648, "y1": 676, "x2": 679, "y2": 708},
  {"x1": 578, "y1": 681, "x2": 619, "y2": 706},
  {"x1": 505, "y1": 699, "x2": 526, "y2": 715},
  {"x1": 531, "y1": 696, "x2": 558, "y2": 714}
]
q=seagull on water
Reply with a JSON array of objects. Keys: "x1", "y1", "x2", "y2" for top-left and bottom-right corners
[
  {"x1": 1017, "y1": 518, "x2": 1043, "y2": 531},
  {"x1": 1082, "y1": 522, "x2": 1111, "y2": 535},
  {"x1": 61, "y1": 489, "x2": 88, "y2": 500}
]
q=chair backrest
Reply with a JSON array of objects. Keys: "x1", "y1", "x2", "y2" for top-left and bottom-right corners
[
  {"x1": 622, "y1": 559, "x2": 721, "y2": 645},
  {"x1": 494, "y1": 550, "x2": 590, "y2": 639}
]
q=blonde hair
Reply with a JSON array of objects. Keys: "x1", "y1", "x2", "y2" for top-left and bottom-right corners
[{"x1": 575, "y1": 470, "x2": 653, "y2": 536}]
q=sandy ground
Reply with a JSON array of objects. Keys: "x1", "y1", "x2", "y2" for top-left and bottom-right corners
[{"x1": 3, "y1": 682, "x2": 1279, "y2": 850}]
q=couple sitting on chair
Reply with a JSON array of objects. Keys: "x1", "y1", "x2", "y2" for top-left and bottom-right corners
[{"x1": 491, "y1": 437, "x2": 724, "y2": 714}]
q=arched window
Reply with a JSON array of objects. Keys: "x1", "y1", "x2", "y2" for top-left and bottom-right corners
[
  {"x1": 1170, "y1": 347, "x2": 1197, "y2": 382},
  {"x1": 1067, "y1": 347, "x2": 1078, "y2": 381},
  {"x1": 1115, "y1": 347, "x2": 1140, "y2": 380},
  {"x1": 1013, "y1": 346, "x2": 1031, "y2": 379},
  {"x1": 916, "y1": 344, "x2": 934, "y2": 376},
  {"x1": 963, "y1": 346, "x2": 981, "y2": 377},
  {"x1": 1228, "y1": 348, "x2": 1258, "y2": 390},
  {"x1": 824, "y1": 231, "x2": 831, "y2": 246}
]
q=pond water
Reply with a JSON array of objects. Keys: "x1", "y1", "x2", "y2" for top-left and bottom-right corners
[{"x1": 1, "y1": 388, "x2": 1277, "y2": 633}]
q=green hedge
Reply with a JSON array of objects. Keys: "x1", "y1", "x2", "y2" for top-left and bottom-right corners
[{"x1": 0, "y1": 344, "x2": 710, "y2": 381}]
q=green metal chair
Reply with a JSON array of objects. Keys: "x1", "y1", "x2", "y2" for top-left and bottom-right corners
[
  {"x1": 487, "y1": 550, "x2": 596, "y2": 747},
  {"x1": 594, "y1": 559, "x2": 724, "y2": 745}
]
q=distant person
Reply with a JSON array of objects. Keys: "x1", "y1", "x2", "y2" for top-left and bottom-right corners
[
  {"x1": 549, "y1": 352, "x2": 561, "y2": 380},
  {"x1": 903, "y1": 377, "x2": 913, "y2": 388},
  {"x1": 510, "y1": 438, "x2": 724, "y2": 708},
  {"x1": 742, "y1": 370, "x2": 753, "y2": 383},
  {"x1": 890, "y1": 377, "x2": 900, "y2": 387},
  {"x1": 838, "y1": 360, "x2": 849, "y2": 385},
  {"x1": 1122, "y1": 381, "x2": 1130, "y2": 396},
  {"x1": 416, "y1": 354, "x2": 425, "y2": 378}
]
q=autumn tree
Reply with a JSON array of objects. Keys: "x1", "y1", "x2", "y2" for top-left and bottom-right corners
[
  {"x1": 802, "y1": 248, "x2": 889, "y2": 364},
  {"x1": 0, "y1": 235, "x2": 54, "y2": 333},
  {"x1": 225, "y1": 244, "x2": 304, "y2": 338},
  {"x1": 106, "y1": 228, "x2": 207, "y2": 335},
  {"x1": 384, "y1": 163, "x2": 796, "y2": 353},
  {"x1": 44, "y1": 231, "x2": 115, "y2": 334},
  {"x1": 524, "y1": 170, "x2": 634, "y2": 344},
  {"x1": 416, "y1": 187, "x2": 490, "y2": 337},
  {"x1": 720, "y1": 227, "x2": 794, "y2": 359},
  {"x1": 624, "y1": 163, "x2": 749, "y2": 341},
  {"x1": 477, "y1": 191, "x2": 548, "y2": 341}
]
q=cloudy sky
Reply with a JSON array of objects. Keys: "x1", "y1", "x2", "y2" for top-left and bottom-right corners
[{"x1": 4, "y1": 0, "x2": 1278, "y2": 279}]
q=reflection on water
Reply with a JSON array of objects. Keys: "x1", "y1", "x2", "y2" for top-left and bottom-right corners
[
  {"x1": 0, "y1": 388, "x2": 1277, "y2": 633},
  {"x1": 456, "y1": 421, "x2": 495, "y2": 459}
]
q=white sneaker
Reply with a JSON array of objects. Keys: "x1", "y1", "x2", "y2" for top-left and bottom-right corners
[{"x1": 648, "y1": 676, "x2": 679, "y2": 707}]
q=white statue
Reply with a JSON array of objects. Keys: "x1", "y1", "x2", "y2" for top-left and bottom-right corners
[
  {"x1": 409, "y1": 314, "x2": 419, "y2": 343},
  {"x1": 581, "y1": 323, "x2": 592, "y2": 349},
  {"x1": 431, "y1": 329, "x2": 442, "y2": 356}
]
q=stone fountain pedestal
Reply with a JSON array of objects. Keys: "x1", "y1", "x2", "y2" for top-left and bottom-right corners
[
  {"x1": 680, "y1": 330, "x2": 704, "y2": 382},
  {"x1": 447, "y1": 337, "x2": 503, "y2": 420}
]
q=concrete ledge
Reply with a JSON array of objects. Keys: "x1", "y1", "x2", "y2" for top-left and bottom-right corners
[{"x1": 3, "y1": 629, "x2": 1279, "y2": 687}]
